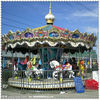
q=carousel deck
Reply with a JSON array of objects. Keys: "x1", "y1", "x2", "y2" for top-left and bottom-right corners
[{"x1": 8, "y1": 77, "x2": 92, "y2": 89}]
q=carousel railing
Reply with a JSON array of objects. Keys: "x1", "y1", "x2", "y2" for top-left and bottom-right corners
[{"x1": 2, "y1": 69, "x2": 93, "y2": 91}]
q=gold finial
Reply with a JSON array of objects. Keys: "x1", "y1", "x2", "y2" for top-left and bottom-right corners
[
  {"x1": 45, "y1": 2, "x2": 55, "y2": 25},
  {"x1": 49, "y1": 2, "x2": 52, "y2": 14}
]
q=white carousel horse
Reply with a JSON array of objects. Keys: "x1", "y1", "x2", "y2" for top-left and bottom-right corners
[
  {"x1": 50, "y1": 60, "x2": 62, "y2": 79},
  {"x1": 50, "y1": 60, "x2": 60, "y2": 69},
  {"x1": 50, "y1": 60, "x2": 74, "y2": 79},
  {"x1": 25, "y1": 62, "x2": 43, "y2": 79}
]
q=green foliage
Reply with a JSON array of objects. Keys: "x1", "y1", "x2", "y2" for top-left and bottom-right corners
[{"x1": 2, "y1": 70, "x2": 12, "y2": 84}]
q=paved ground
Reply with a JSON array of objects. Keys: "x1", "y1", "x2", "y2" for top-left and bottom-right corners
[{"x1": 1, "y1": 87, "x2": 99, "y2": 99}]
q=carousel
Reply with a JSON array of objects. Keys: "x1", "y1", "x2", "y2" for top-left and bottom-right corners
[{"x1": 2, "y1": 3, "x2": 96, "y2": 89}]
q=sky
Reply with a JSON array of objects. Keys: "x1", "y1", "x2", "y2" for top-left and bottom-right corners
[{"x1": 1, "y1": 1, "x2": 99, "y2": 51}]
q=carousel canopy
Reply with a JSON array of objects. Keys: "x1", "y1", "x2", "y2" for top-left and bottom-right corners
[
  {"x1": 2, "y1": 3, "x2": 96, "y2": 53},
  {"x1": 2, "y1": 25, "x2": 96, "y2": 50}
]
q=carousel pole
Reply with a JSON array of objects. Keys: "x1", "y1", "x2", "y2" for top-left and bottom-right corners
[
  {"x1": 76, "y1": 51, "x2": 79, "y2": 76},
  {"x1": 76, "y1": 52, "x2": 77, "y2": 60},
  {"x1": 12, "y1": 49, "x2": 13, "y2": 70},
  {"x1": 56, "y1": 47, "x2": 59, "y2": 60},
  {"x1": 47, "y1": 47, "x2": 49, "y2": 79},
  {"x1": 11, "y1": 49, "x2": 15, "y2": 79},
  {"x1": 79, "y1": 46, "x2": 81, "y2": 76},
  {"x1": 39, "y1": 47, "x2": 43, "y2": 67},
  {"x1": 39, "y1": 46, "x2": 45, "y2": 78},
  {"x1": 79, "y1": 46, "x2": 81, "y2": 62},
  {"x1": 22, "y1": 51, "x2": 24, "y2": 93},
  {"x1": 42, "y1": 48, "x2": 44, "y2": 69},
  {"x1": 75, "y1": 52, "x2": 77, "y2": 66},
  {"x1": 89, "y1": 49, "x2": 91, "y2": 69},
  {"x1": 80, "y1": 46, "x2": 84, "y2": 79},
  {"x1": 79, "y1": 46, "x2": 81, "y2": 63},
  {"x1": 69, "y1": 49, "x2": 70, "y2": 60},
  {"x1": 80, "y1": 47, "x2": 83, "y2": 60},
  {"x1": 28, "y1": 49, "x2": 32, "y2": 82},
  {"x1": 29, "y1": 50, "x2": 31, "y2": 61},
  {"x1": 61, "y1": 48, "x2": 64, "y2": 63},
  {"x1": 59, "y1": 45, "x2": 64, "y2": 93}
]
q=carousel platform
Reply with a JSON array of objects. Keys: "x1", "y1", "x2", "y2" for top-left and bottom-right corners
[{"x1": 8, "y1": 77, "x2": 92, "y2": 89}]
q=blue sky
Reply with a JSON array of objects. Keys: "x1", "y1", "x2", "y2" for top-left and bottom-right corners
[
  {"x1": 2, "y1": 1, "x2": 98, "y2": 35},
  {"x1": 1, "y1": 1, "x2": 98, "y2": 52}
]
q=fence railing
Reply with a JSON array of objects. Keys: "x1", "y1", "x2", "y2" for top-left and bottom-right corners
[{"x1": 2, "y1": 69, "x2": 93, "y2": 91}]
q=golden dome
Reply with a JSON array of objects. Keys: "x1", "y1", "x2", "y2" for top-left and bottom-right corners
[{"x1": 45, "y1": 2, "x2": 55, "y2": 25}]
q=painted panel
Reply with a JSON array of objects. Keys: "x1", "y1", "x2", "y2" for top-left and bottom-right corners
[
  {"x1": 49, "y1": 32, "x2": 59, "y2": 37},
  {"x1": 24, "y1": 32, "x2": 33, "y2": 38},
  {"x1": 9, "y1": 35, "x2": 13, "y2": 40},
  {"x1": 72, "y1": 34, "x2": 79, "y2": 38},
  {"x1": 38, "y1": 33, "x2": 43, "y2": 37},
  {"x1": 64, "y1": 32, "x2": 68, "y2": 35}
]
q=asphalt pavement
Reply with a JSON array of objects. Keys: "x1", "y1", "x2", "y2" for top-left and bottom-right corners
[{"x1": 1, "y1": 87, "x2": 99, "y2": 99}]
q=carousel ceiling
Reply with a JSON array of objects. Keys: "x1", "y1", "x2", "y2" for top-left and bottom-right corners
[{"x1": 2, "y1": 25, "x2": 96, "y2": 49}]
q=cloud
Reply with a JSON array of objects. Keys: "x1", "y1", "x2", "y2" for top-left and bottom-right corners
[
  {"x1": 72, "y1": 9, "x2": 98, "y2": 17},
  {"x1": 84, "y1": 26, "x2": 98, "y2": 33},
  {"x1": 55, "y1": 13, "x2": 66, "y2": 20}
]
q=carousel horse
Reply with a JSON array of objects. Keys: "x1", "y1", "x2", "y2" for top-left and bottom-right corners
[
  {"x1": 50, "y1": 60, "x2": 62, "y2": 79},
  {"x1": 25, "y1": 56, "x2": 35, "y2": 80},
  {"x1": 25, "y1": 61, "x2": 44, "y2": 80},
  {"x1": 31, "y1": 64, "x2": 44, "y2": 78},
  {"x1": 50, "y1": 60, "x2": 74, "y2": 80},
  {"x1": 25, "y1": 61, "x2": 33, "y2": 81}
]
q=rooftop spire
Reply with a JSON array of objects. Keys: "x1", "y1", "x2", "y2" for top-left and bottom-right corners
[
  {"x1": 45, "y1": 2, "x2": 55, "y2": 25},
  {"x1": 49, "y1": 2, "x2": 52, "y2": 14}
]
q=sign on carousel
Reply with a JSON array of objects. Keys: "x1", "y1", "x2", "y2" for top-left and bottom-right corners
[{"x1": 73, "y1": 76, "x2": 85, "y2": 93}]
